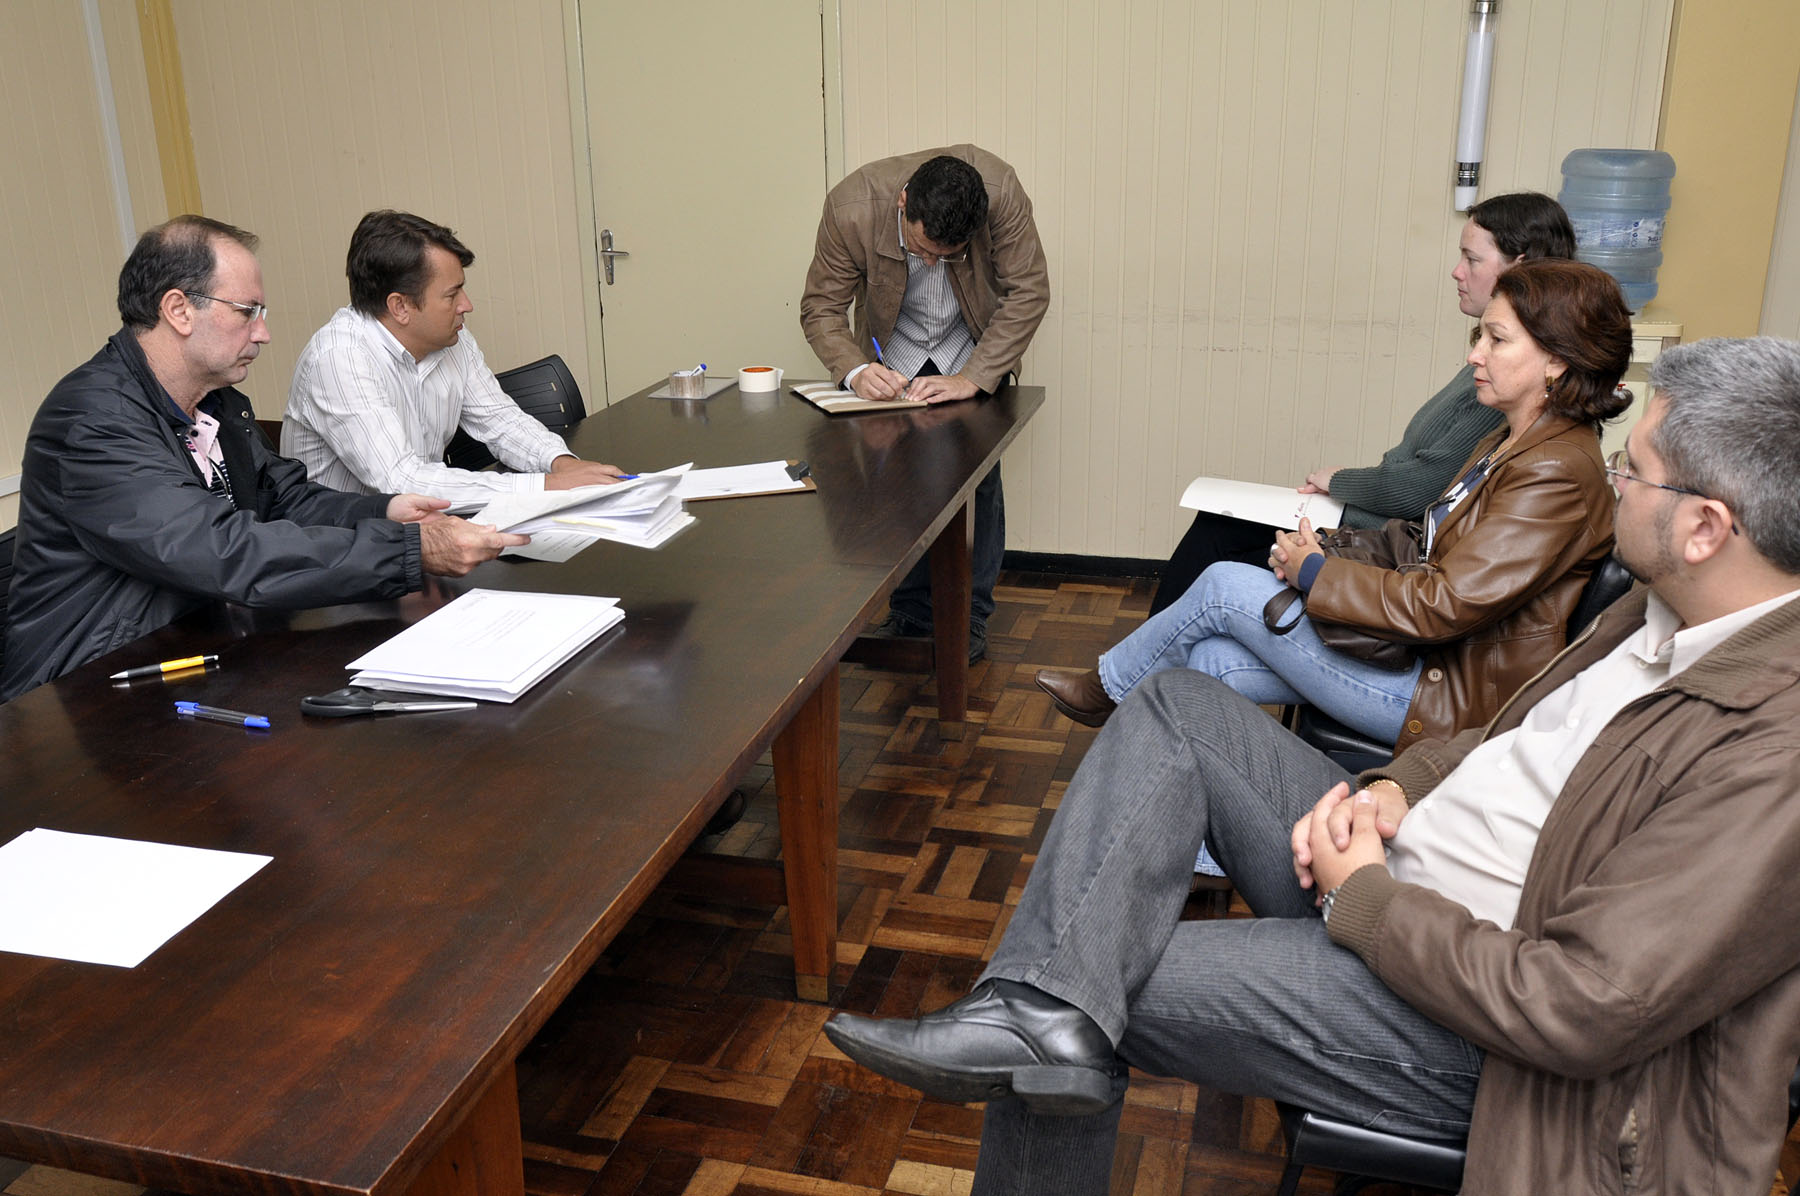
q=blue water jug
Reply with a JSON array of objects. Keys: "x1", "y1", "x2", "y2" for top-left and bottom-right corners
[{"x1": 1559, "y1": 148, "x2": 1675, "y2": 311}]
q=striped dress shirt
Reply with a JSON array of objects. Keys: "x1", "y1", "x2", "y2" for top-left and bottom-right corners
[{"x1": 284, "y1": 306, "x2": 569, "y2": 503}]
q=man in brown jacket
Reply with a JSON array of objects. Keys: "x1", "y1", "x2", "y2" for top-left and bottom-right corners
[
  {"x1": 800, "y1": 146, "x2": 1050, "y2": 661},
  {"x1": 826, "y1": 337, "x2": 1800, "y2": 1193}
]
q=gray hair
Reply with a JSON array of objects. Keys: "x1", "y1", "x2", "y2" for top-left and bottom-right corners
[{"x1": 1648, "y1": 337, "x2": 1800, "y2": 573}]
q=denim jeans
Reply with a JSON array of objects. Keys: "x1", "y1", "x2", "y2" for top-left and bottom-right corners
[{"x1": 1098, "y1": 562, "x2": 1422, "y2": 746}]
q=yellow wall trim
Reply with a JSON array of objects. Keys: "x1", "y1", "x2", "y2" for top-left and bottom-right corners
[{"x1": 136, "y1": 0, "x2": 201, "y2": 217}]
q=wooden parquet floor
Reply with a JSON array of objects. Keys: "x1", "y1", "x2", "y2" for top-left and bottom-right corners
[{"x1": 6, "y1": 571, "x2": 1797, "y2": 1196}]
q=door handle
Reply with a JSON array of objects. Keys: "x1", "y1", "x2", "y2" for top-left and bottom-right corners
[{"x1": 600, "y1": 228, "x2": 630, "y2": 285}]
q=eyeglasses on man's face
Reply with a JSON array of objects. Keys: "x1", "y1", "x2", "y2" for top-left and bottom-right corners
[
  {"x1": 1604, "y1": 449, "x2": 1706, "y2": 499},
  {"x1": 896, "y1": 208, "x2": 969, "y2": 264},
  {"x1": 1605, "y1": 449, "x2": 1740, "y2": 534},
  {"x1": 185, "y1": 292, "x2": 268, "y2": 324}
]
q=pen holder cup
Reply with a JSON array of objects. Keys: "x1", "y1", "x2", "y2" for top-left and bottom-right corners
[{"x1": 668, "y1": 371, "x2": 707, "y2": 398}]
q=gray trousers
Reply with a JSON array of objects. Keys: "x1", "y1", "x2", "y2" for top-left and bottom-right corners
[{"x1": 974, "y1": 670, "x2": 1482, "y2": 1195}]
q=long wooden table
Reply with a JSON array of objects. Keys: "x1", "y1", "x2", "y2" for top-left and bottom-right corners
[{"x1": 0, "y1": 382, "x2": 1040, "y2": 1196}]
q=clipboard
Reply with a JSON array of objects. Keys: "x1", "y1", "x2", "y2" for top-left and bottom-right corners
[{"x1": 677, "y1": 460, "x2": 816, "y2": 502}]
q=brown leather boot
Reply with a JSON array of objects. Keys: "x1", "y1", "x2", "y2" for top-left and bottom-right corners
[{"x1": 1033, "y1": 668, "x2": 1116, "y2": 727}]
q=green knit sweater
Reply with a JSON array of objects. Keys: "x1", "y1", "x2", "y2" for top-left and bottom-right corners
[{"x1": 1327, "y1": 364, "x2": 1504, "y2": 529}]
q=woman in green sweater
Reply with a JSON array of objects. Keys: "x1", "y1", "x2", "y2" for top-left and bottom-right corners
[{"x1": 1140, "y1": 192, "x2": 1577, "y2": 619}]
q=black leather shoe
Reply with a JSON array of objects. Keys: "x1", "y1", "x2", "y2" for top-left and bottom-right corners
[
  {"x1": 824, "y1": 979, "x2": 1118, "y2": 1114},
  {"x1": 874, "y1": 613, "x2": 988, "y2": 665},
  {"x1": 1034, "y1": 668, "x2": 1116, "y2": 727}
]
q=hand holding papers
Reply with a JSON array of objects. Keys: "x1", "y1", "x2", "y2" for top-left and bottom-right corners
[
  {"x1": 347, "y1": 588, "x2": 625, "y2": 702},
  {"x1": 474, "y1": 464, "x2": 696, "y2": 561},
  {"x1": 1178, "y1": 476, "x2": 1345, "y2": 531}
]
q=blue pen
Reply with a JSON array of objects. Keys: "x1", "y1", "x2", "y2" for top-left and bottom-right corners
[
  {"x1": 616, "y1": 473, "x2": 640, "y2": 480},
  {"x1": 869, "y1": 336, "x2": 916, "y2": 399},
  {"x1": 175, "y1": 701, "x2": 270, "y2": 729}
]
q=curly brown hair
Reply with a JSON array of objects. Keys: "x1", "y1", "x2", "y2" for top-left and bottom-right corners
[{"x1": 1491, "y1": 259, "x2": 1634, "y2": 426}]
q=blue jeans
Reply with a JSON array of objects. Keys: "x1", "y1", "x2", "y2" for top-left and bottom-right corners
[{"x1": 1098, "y1": 562, "x2": 1422, "y2": 746}]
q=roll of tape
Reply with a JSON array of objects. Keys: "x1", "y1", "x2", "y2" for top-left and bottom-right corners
[{"x1": 738, "y1": 366, "x2": 783, "y2": 393}]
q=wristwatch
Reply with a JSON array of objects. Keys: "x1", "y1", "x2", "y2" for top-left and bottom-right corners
[{"x1": 1320, "y1": 883, "x2": 1343, "y2": 926}]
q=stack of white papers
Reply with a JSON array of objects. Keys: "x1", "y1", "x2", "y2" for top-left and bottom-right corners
[
  {"x1": 347, "y1": 588, "x2": 625, "y2": 702},
  {"x1": 475, "y1": 465, "x2": 696, "y2": 562}
]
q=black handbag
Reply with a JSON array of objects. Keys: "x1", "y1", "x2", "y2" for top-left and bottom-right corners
[{"x1": 1260, "y1": 520, "x2": 1431, "y2": 671}]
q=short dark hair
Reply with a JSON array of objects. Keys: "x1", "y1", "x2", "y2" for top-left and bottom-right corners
[
  {"x1": 346, "y1": 210, "x2": 475, "y2": 317},
  {"x1": 902, "y1": 156, "x2": 989, "y2": 247},
  {"x1": 1491, "y1": 259, "x2": 1634, "y2": 427},
  {"x1": 1650, "y1": 338, "x2": 1800, "y2": 574},
  {"x1": 117, "y1": 214, "x2": 259, "y2": 331},
  {"x1": 1467, "y1": 192, "x2": 1577, "y2": 261}
]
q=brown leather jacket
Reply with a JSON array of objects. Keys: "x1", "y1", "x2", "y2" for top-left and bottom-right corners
[
  {"x1": 1303, "y1": 415, "x2": 1614, "y2": 752},
  {"x1": 1333, "y1": 589, "x2": 1800, "y2": 1193},
  {"x1": 799, "y1": 145, "x2": 1051, "y2": 394}
]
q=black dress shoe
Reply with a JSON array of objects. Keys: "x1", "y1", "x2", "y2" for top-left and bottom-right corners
[
  {"x1": 874, "y1": 612, "x2": 988, "y2": 665},
  {"x1": 824, "y1": 979, "x2": 1119, "y2": 1114},
  {"x1": 1034, "y1": 668, "x2": 1116, "y2": 727}
]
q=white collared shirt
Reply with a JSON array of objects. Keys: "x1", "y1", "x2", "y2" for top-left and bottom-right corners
[
  {"x1": 1387, "y1": 587, "x2": 1800, "y2": 929},
  {"x1": 284, "y1": 306, "x2": 569, "y2": 502}
]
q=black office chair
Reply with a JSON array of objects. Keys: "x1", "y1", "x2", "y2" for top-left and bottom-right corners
[
  {"x1": 444, "y1": 353, "x2": 588, "y2": 472},
  {"x1": 0, "y1": 528, "x2": 15, "y2": 690},
  {"x1": 1276, "y1": 1057, "x2": 1800, "y2": 1195},
  {"x1": 1292, "y1": 556, "x2": 1638, "y2": 773}
]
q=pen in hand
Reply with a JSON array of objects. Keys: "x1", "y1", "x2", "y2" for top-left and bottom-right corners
[
  {"x1": 175, "y1": 701, "x2": 270, "y2": 730},
  {"x1": 867, "y1": 337, "x2": 918, "y2": 400}
]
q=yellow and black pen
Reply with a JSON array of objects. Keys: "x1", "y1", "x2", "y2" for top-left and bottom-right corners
[{"x1": 110, "y1": 654, "x2": 220, "y2": 681}]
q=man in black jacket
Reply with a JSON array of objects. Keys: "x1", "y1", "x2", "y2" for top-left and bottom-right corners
[{"x1": 1, "y1": 215, "x2": 524, "y2": 701}]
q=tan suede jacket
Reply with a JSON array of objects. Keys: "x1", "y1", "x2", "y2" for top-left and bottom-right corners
[
  {"x1": 1302, "y1": 414, "x2": 1614, "y2": 753},
  {"x1": 799, "y1": 144, "x2": 1051, "y2": 394},
  {"x1": 1332, "y1": 588, "x2": 1800, "y2": 1194}
]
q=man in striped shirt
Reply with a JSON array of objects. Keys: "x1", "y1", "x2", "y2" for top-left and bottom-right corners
[{"x1": 285, "y1": 210, "x2": 624, "y2": 505}]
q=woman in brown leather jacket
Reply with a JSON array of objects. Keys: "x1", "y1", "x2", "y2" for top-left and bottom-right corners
[{"x1": 1037, "y1": 259, "x2": 1631, "y2": 753}]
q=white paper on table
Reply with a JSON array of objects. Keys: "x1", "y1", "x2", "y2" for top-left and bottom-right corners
[
  {"x1": 347, "y1": 588, "x2": 624, "y2": 701},
  {"x1": 508, "y1": 511, "x2": 696, "y2": 561},
  {"x1": 673, "y1": 461, "x2": 808, "y2": 500},
  {"x1": 1177, "y1": 476, "x2": 1346, "y2": 531},
  {"x1": 473, "y1": 464, "x2": 691, "y2": 533},
  {"x1": 0, "y1": 828, "x2": 271, "y2": 968}
]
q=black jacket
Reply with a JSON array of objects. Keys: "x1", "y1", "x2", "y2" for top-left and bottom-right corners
[{"x1": 1, "y1": 328, "x2": 422, "y2": 700}]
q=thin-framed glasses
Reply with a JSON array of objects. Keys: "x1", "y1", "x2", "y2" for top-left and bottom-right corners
[
  {"x1": 896, "y1": 209, "x2": 968, "y2": 264},
  {"x1": 185, "y1": 292, "x2": 268, "y2": 323},
  {"x1": 1605, "y1": 449, "x2": 1740, "y2": 534}
]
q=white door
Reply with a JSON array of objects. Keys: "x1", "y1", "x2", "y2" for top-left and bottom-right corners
[{"x1": 577, "y1": 0, "x2": 831, "y2": 402}]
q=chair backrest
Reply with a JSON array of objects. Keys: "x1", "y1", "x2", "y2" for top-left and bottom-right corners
[
  {"x1": 1568, "y1": 555, "x2": 1635, "y2": 639},
  {"x1": 495, "y1": 353, "x2": 586, "y2": 432},
  {"x1": 444, "y1": 354, "x2": 586, "y2": 472},
  {"x1": 0, "y1": 528, "x2": 15, "y2": 688}
]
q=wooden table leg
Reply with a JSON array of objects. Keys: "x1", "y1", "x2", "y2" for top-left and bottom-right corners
[
  {"x1": 400, "y1": 1064, "x2": 523, "y2": 1196},
  {"x1": 928, "y1": 500, "x2": 972, "y2": 732},
  {"x1": 774, "y1": 667, "x2": 840, "y2": 1002}
]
